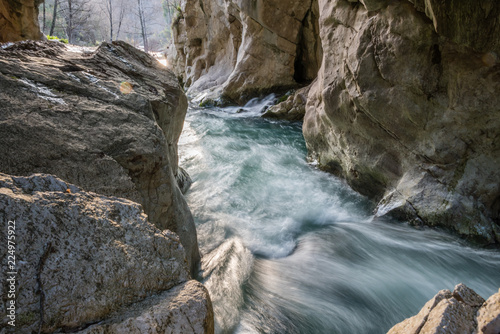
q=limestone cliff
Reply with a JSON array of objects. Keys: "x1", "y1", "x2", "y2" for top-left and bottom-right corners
[
  {"x1": 172, "y1": 0, "x2": 500, "y2": 243},
  {"x1": 388, "y1": 284, "x2": 499, "y2": 334},
  {"x1": 0, "y1": 0, "x2": 44, "y2": 42},
  {"x1": 0, "y1": 173, "x2": 213, "y2": 333},
  {"x1": 303, "y1": 0, "x2": 500, "y2": 244},
  {"x1": 0, "y1": 40, "x2": 201, "y2": 270},
  {"x1": 170, "y1": 0, "x2": 322, "y2": 104}
]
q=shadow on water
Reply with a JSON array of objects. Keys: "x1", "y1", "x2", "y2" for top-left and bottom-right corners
[{"x1": 179, "y1": 97, "x2": 500, "y2": 334}]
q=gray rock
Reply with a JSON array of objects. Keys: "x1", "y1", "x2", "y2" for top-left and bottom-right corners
[
  {"x1": 262, "y1": 85, "x2": 311, "y2": 121},
  {"x1": 170, "y1": 0, "x2": 322, "y2": 103},
  {"x1": 0, "y1": 40, "x2": 200, "y2": 271},
  {"x1": 303, "y1": 0, "x2": 500, "y2": 243},
  {"x1": 0, "y1": 173, "x2": 195, "y2": 332},
  {"x1": 76, "y1": 280, "x2": 214, "y2": 334}
]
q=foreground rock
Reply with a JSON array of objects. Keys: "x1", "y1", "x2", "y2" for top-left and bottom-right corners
[
  {"x1": 170, "y1": 0, "x2": 322, "y2": 103},
  {"x1": 77, "y1": 280, "x2": 214, "y2": 334},
  {"x1": 0, "y1": 173, "x2": 213, "y2": 333},
  {"x1": 0, "y1": 40, "x2": 200, "y2": 270},
  {"x1": 388, "y1": 284, "x2": 499, "y2": 334},
  {"x1": 303, "y1": 0, "x2": 500, "y2": 243},
  {"x1": 0, "y1": 0, "x2": 44, "y2": 43}
]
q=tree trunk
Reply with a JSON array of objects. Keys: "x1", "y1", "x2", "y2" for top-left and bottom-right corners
[
  {"x1": 68, "y1": 0, "x2": 73, "y2": 43},
  {"x1": 137, "y1": 0, "x2": 148, "y2": 52},
  {"x1": 49, "y1": 0, "x2": 58, "y2": 36},
  {"x1": 108, "y1": 0, "x2": 113, "y2": 41},
  {"x1": 42, "y1": 2, "x2": 46, "y2": 34}
]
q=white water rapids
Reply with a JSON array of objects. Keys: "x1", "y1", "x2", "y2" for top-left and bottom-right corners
[{"x1": 178, "y1": 96, "x2": 500, "y2": 334}]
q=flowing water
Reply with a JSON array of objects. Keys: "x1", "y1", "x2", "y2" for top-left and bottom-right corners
[{"x1": 178, "y1": 96, "x2": 500, "y2": 334}]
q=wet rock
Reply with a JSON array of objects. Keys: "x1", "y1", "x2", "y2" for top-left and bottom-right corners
[
  {"x1": 0, "y1": 173, "x2": 199, "y2": 332},
  {"x1": 262, "y1": 85, "x2": 311, "y2": 121},
  {"x1": 170, "y1": 0, "x2": 322, "y2": 103},
  {"x1": 303, "y1": 0, "x2": 500, "y2": 243},
  {"x1": 0, "y1": 40, "x2": 200, "y2": 271}
]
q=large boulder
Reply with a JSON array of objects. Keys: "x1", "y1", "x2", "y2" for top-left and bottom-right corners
[
  {"x1": 0, "y1": 40, "x2": 200, "y2": 271},
  {"x1": 170, "y1": 0, "x2": 322, "y2": 103},
  {"x1": 0, "y1": 173, "x2": 212, "y2": 333},
  {"x1": 0, "y1": 0, "x2": 44, "y2": 43},
  {"x1": 388, "y1": 284, "x2": 499, "y2": 334},
  {"x1": 303, "y1": 0, "x2": 500, "y2": 243}
]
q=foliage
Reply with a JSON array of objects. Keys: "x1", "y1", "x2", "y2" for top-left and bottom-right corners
[{"x1": 47, "y1": 35, "x2": 69, "y2": 43}]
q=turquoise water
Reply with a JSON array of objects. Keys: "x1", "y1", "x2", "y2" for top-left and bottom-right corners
[{"x1": 178, "y1": 96, "x2": 500, "y2": 334}]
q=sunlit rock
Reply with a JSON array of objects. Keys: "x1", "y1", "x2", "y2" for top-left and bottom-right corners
[
  {"x1": 0, "y1": 40, "x2": 200, "y2": 271},
  {"x1": 388, "y1": 284, "x2": 499, "y2": 334}
]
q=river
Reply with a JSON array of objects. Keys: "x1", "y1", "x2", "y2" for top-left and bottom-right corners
[{"x1": 178, "y1": 96, "x2": 500, "y2": 334}]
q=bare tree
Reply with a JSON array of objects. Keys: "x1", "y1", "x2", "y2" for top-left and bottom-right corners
[
  {"x1": 49, "y1": 0, "x2": 58, "y2": 36},
  {"x1": 137, "y1": 0, "x2": 148, "y2": 52},
  {"x1": 42, "y1": 2, "x2": 46, "y2": 33},
  {"x1": 105, "y1": 0, "x2": 113, "y2": 41},
  {"x1": 60, "y1": 0, "x2": 92, "y2": 43}
]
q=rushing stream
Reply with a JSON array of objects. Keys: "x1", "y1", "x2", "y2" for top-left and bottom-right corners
[{"x1": 178, "y1": 96, "x2": 500, "y2": 334}]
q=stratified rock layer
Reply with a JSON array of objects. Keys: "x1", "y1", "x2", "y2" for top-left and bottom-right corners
[
  {"x1": 0, "y1": 40, "x2": 200, "y2": 270},
  {"x1": 0, "y1": 0, "x2": 44, "y2": 42},
  {"x1": 388, "y1": 284, "x2": 499, "y2": 334},
  {"x1": 170, "y1": 0, "x2": 322, "y2": 103},
  {"x1": 0, "y1": 173, "x2": 212, "y2": 333},
  {"x1": 303, "y1": 0, "x2": 500, "y2": 243}
]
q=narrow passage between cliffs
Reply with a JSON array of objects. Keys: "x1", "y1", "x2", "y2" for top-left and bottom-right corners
[{"x1": 178, "y1": 96, "x2": 500, "y2": 334}]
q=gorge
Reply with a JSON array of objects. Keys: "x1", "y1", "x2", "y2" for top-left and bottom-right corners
[{"x1": 1, "y1": 0, "x2": 500, "y2": 333}]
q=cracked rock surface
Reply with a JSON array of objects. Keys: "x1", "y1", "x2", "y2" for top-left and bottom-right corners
[
  {"x1": 303, "y1": 0, "x2": 500, "y2": 243},
  {"x1": 388, "y1": 284, "x2": 499, "y2": 334},
  {"x1": 0, "y1": 173, "x2": 212, "y2": 333},
  {"x1": 0, "y1": 40, "x2": 200, "y2": 270}
]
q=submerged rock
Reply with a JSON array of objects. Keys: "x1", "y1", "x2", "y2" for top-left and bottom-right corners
[
  {"x1": 0, "y1": 40, "x2": 200, "y2": 271},
  {"x1": 388, "y1": 284, "x2": 499, "y2": 334},
  {"x1": 0, "y1": 173, "x2": 212, "y2": 333},
  {"x1": 303, "y1": 0, "x2": 500, "y2": 243}
]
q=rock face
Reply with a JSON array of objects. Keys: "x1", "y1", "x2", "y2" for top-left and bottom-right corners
[
  {"x1": 388, "y1": 284, "x2": 499, "y2": 334},
  {"x1": 0, "y1": 40, "x2": 200, "y2": 270},
  {"x1": 0, "y1": 0, "x2": 44, "y2": 42},
  {"x1": 170, "y1": 0, "x2": 322, "y2": 103},
  {"x1": 0, "y1": 173, "x2": 213, "y2": 333},
  {"x1": 171, "y1": 0, "x2": 500, "y2": 241},
  {"x1": 302, "y1": 0, "x2": 500, "y2": 243}
]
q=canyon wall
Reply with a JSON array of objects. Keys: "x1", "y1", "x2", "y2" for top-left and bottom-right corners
[
  {"x1": 303, "y1": 0, "x2": 500, "y2": 244},
  {"x1": 172, "y1": 0, "x2": 500, "y2": 243},
  {"x1": 0, "y1": 0, "x2": 44, "y2": 42},
  {"x1": 170, "y1": 0, "x2": 322, "y2": 104}
]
